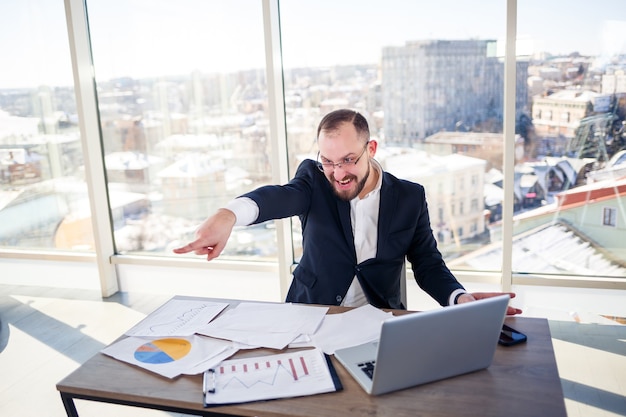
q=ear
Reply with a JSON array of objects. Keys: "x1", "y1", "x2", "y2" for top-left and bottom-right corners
[{"x1": 367, "y1": 139, "x2": 378, "y2": 157}]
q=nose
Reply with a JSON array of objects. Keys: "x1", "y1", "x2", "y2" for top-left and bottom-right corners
[{"x1": 331, "y1": 163, "x2": 348, "y2": 174}]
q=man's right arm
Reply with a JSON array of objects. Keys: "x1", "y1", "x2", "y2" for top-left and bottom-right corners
[
  {"x1": 172, "y1": 198, "x2": 259, "y2": 260},
  {"x1": 224, "y1": 197, "x2": 259, "y2": 226}
]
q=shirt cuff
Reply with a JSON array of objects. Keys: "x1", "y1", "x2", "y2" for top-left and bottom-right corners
[
  {"x1": 224, "y1": 197, "x2": 259, "y2": 226},
  {"x1": 448, "y1": 289, "x2": 467, "y2": 306}
]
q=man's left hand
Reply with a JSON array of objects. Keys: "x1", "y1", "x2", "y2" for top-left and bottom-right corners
[{"x1": 457, "y1": 292, "x2": 522, "y2": 316}]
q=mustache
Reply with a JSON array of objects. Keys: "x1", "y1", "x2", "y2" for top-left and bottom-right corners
[{"x1": 331, "y1": 173, "x2": 355, "y2": 182}]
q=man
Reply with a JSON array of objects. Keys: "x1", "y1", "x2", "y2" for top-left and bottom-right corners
[{"x1": 174, "y1": 109, "x2": 521, "y2": 314}]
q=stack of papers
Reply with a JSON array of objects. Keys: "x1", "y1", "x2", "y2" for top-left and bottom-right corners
[
  {"x1": 304, "y1": 304, "x2": 392, "y2": 354},
  {"x1": 197, "y1": 302, "x2": 328, "y2": 350},
  {"x1": 101, "y1": 298, "x2": 392, "y2": 379},
  {"x1": 102, "y1": 299, "x2": 235, "y2": 378}
]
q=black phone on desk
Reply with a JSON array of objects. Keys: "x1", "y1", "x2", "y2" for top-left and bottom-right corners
[{"x1": 498, "y1": 324, "x2": 527, "y2": 346}]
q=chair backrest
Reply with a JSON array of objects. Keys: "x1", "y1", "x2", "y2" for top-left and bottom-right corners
[{"x1": 400, "y1": 259, "x2": 407, "y2": 308}]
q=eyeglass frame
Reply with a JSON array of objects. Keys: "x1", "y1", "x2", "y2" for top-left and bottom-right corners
[{"x1": 316, "y1": 141, "x2": 370, "y2": 172}]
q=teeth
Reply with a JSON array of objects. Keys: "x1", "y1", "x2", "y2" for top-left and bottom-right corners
[{"x1": 339, "y1": 179, "x2": 350, "y2": 185}]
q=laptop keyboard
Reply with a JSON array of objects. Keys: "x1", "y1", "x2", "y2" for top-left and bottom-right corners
[{"x1": 358, "y1": 361, "x2": 376, "y2": 379}]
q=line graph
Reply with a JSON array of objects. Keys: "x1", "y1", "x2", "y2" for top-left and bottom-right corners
[
  {"x1": 218, "y1": 355, "x2": 311, "y2": 390},
  {"x1": 124, "y1": 299, "x2": 228, "y2": 337},
  {"x1": 203, "y1": 348, "x2": 338, "y2": 405},
  {"x1": 147, "y1": 304, "x2": 211, "y2": 335}
]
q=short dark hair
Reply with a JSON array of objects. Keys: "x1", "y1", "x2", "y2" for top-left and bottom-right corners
[{"x1": 317, "y1": 109, "x2": 370, "y2": 142}]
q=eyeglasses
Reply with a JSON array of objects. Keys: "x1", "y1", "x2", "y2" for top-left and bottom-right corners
[{"x1": 316, "y1": 142, "x2": 369, "y2": 172}]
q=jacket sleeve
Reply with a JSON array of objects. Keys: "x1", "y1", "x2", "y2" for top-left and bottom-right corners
[
  {"x1": 405, "y1": 185, "x2": 465, "y2": 306},
  {"x1": 240, "y1": 160, "x2": 317, "y2": 223}
]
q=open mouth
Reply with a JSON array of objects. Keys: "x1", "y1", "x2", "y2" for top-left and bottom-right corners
[{"x1": 335, "y1": 176, "x2": 354, "y2": 188}]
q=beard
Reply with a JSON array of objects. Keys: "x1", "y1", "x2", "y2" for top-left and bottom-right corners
[{"x1": 330, "y1": 162, "x2": 370, "y2": 201}]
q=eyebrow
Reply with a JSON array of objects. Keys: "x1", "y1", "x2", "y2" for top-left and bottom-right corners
[{"x1": 319, "y1": 150, "x2": 359, "y2": 161}]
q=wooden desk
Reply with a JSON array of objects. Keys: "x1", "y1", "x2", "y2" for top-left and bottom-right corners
[{"x1": 57, "y1": 299, "x2": 567, "y2": 417}]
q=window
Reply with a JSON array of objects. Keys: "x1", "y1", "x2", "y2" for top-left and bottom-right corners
[
  {"x1": 512, "y1": 0, "x2": 626, "y2": 278},
  {"x1": 471, "y1": 198, "x2": 479, "y2": 212},
  {"x1": 2, "y1": 0, "x2": 626, "y2": 290},
  {"x1": 280, "y1": 0, "x2": 505, "y2": 269},
  {"x1": 86, "y1": 0, "x2": 276, "y2": 259},
  {"x1": 0, "y1": 0, "x2": 92, "y2": 252},
  {"x1": 603, "y1": 207, "x2": 617, "y2": 227}
]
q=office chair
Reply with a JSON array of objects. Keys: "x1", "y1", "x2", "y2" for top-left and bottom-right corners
[{"x1": 400, "y1": 259, "x2": 408, "y2": 308}]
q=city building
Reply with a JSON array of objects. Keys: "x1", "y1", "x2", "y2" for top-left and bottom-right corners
[
  {"x1": 454, "y1": 175, "x2": 626, "y2": 277},
  {"x1": 380, "y1": 150, "x2": 486, "y2": 249},
  {"x1": 601, "y1": 69, "x2": 626, "y2": 94},
  {"x1": 422, "y1": 131, "x2": 505, "y2": 171},
  {"x1": 513, "y1": 176, "x2": 626, "y2": 263},
  {"x1": 381, "y1": 39, "x2": 529, "y2": 143},
  {"x1": 531, "y1": 89, "x2": 600, "y2": 138}
]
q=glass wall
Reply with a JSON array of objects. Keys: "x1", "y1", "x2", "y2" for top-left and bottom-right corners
[
  {"x1": 2, "y1": 0, "x2": 625, "y2": 290},
  {"x1": 86, "y1": 0, "x2": 277, "y2": 259},
  {"x1": 280, "y1": 0, "x2": 508, "y2": 266},
  {"x1": 0, "y1": 0, "x2": 92, "y2": 251},
  {"x1": 509, "y1": 1, "x2": 626, "y2": 278}
]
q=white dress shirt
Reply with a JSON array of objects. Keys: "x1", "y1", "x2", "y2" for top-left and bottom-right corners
[{"x1": 341, "y1": 161, "x2": 383, "y2": 306}]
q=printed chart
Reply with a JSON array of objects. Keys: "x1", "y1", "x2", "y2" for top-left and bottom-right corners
[
  {"x1": 124, "y1": 299, "x2": 228, "y2": 337},
  {"x1": 217, "y1": 354, "x2": 310, "y2": 387},
  {"x1": 102, "y1": 334, "x2": 236, "y2": 379},
  {"x1": 134, "y1": 338, "x2": 192, "y2": 364},
  {"x1": 204, "y1": 348, "x2": 339, "y2": 405}
]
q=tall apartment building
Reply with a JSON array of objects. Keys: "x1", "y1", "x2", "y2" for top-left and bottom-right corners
[{"x1": 381, "y1": 39, "x2": 528, "y2": 143}]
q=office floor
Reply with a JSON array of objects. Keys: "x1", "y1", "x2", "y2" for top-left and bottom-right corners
[{"x1": 0, "y1": 284, "x2": 624, "y2": 417}]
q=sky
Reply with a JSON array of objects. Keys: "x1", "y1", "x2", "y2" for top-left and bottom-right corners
[{"x1": 1, "y1": 0, "x2": 626, "y2": 89}]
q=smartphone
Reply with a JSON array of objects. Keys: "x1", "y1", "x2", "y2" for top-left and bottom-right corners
[{"x1": 498, "y1": 324, "x2": 527, "y2": 346}]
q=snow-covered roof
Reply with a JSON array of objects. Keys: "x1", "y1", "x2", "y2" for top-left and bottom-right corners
[{"x1": 450, "y1": 222, "x2": 626, "y2": 277}]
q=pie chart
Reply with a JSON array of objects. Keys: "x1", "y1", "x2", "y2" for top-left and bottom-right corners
[{"x1": 134, "y1": 338, "x2": 192, "y2": 364}]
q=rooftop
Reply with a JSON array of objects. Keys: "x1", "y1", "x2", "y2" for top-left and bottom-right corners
[{"x1": 450, "y1": 221, "x2": 626, "y2": 277}]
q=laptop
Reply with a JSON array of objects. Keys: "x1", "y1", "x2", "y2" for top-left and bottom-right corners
[{"x1": 334, "y1": 294, "x2": 509, "y2": 395}]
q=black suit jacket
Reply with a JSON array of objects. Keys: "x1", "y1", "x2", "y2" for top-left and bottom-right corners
[{"x1": 242, "y1": 159, "x2": 464, "y2": 309}]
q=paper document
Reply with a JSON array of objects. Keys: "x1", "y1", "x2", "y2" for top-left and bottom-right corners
[
  {"x1": 307, "y1": 304, "x2": 393, "y2": 354},
  {"x1": 102, "y1": 334, "x2": 237, "y2": 378},
  {"x1": 197, "y1": 302, "x2": 328, "y2": 349},
  {"x1": 203, "y1": 348, "x2": 340, "y2": 406},
  {"x1": 124, "y1": 298, "x2": 228, "y2": 337}
]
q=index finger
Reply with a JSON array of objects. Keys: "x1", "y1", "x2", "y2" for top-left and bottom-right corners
[
  {"x1": 473, "y1": 292, "x2": 515, "y2": 300},
  {"x1": 172, "y1": 243, "x2": 193, "y2": 254},
  {"x1": 173, "y1": 241, "x2": 213, "y2": 254}
]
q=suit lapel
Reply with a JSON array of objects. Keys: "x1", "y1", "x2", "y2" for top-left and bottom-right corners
[
  {"x1": 336, "y1": 199, "x2": 356, "y2": 258},
  {"x1": 377, "y1": 173, "x2": 397, "y2": 250}
]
